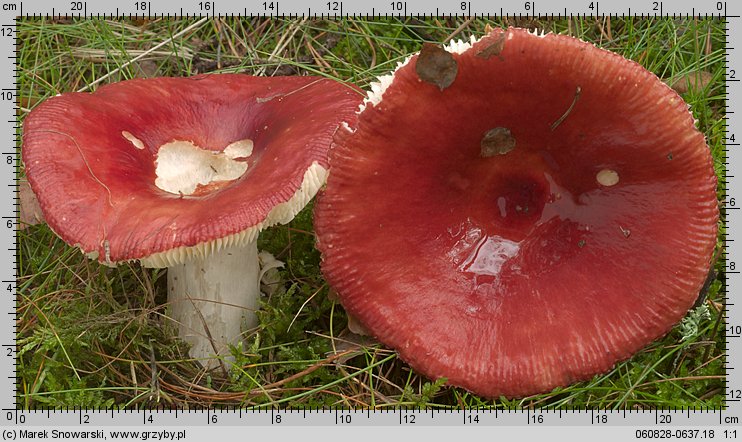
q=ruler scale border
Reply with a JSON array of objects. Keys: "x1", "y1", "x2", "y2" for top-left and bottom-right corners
[{"x1": 4, "y1": 0, "x2": 737, "y2": 433}]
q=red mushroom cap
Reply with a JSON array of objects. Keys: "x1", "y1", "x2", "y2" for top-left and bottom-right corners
[
  {"x1": 23, "y1": 74, "x2": 360, "y2": 267},
  {"x1": 315, "y1": 28, "x2": 719, "y2": 397}
]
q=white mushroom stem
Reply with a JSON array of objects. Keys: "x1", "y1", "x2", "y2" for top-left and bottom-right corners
[
  {"x1": 155, "y1": 160, "x2": 327, "y2": 367},
  {"x1": 167, "y1": 240, "x2": 260, "y2": 367}
]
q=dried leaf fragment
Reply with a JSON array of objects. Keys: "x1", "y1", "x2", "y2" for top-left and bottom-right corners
[
  {"x1": 669, "y1": 71, "x2": 713, "y2": 95},
  {"x1": 19, "y1": 179, "x2": 44, "y2": 229},
  {"x1": 481, "y1": 127, "x2": 516, "y2": 157},
  {"x1": 476, "y1": 33, "x2": 507, "y2": 59},
  {"x1": 415, "y1": 43, "x2": 458, "y2": 90}
]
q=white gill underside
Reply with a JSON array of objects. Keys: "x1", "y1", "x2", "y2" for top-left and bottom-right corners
[
  {"x1": 154, "y1": 139, "x2": 253, "y2": 195},
  {"x1": 139, "y1": 162, "x2": 328, "y2": 268}
]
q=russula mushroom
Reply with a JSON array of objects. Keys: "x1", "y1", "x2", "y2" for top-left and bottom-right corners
[
  {"x1": 22, "y1": 74, "x2": 360, "y2": 364},
  {"x1": 315, "y1": 28, "x2": 719, "y2": 397}
]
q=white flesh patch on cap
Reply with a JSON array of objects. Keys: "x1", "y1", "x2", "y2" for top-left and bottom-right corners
[
  {"x1": 122, "y1": 131, "x2": 145, "y2": 150},
  {"x1": 140, "y1": 162, "x2": 328, "y2": 268},
  {"x1": 596, "y1": 169, "x2": 619, "y2": 187},
  {"x1": 154, "y1": 140, "x2": 251, "y2": 195},
  {"x1": 340, "y1": 121, "x2": 356, "y2": 134},
  {"x1": 223, "y1": 138, "x2": 253, "y2": 159}
]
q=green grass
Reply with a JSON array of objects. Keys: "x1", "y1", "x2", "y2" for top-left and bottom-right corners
[{"x1": 17, "y1": 17, "x2": 726, "y2": 409}]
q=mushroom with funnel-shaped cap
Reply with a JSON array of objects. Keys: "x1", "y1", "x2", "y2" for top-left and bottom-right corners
[
  {"x1": 22, "y1": 74, "x2": 361, "y2": 365},
  {"x1": 315, "y1": 28, "x2": 719, "y2": 398}
]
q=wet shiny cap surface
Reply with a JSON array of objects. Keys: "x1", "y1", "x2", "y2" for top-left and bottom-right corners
[{"x1": 315, "y1": 28, "x2": 719, "y2": 398}]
